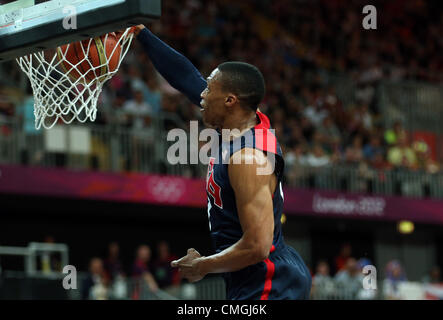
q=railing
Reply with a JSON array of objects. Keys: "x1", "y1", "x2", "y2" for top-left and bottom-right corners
[
  {"x1": 2, "y1": 271, "x2": 435, "y2": 300},
  {"x1": 379, "y1": 80, "x2": 443, "y2": 134},
  {"x1": 0, "y1": 113, "x2": 206, "y2": 177},
  {"x1": 311, "y1": 280, "x2": 438, "y2": 300},
  {"x1": 0, "y1": 242, "x2": 69, "y2": 278},
  {"x1": 324, "y1": 76, "x2": 443, "y2": 161},
  {"x1": 2, "y1": 114, "x2": 443, "y2": 199},
  {"x1": 0, "y1": 271, "x2": 225, "y2": 300},
  {"x1": 288, "y1": 164, "x2": 443, "y2": 199},
  {"x1": 311, "y1": 280, "x2": 379, "y2": 300},
  {"x1": 69, "y1": 273, "x2": 226, "y2": 300}
]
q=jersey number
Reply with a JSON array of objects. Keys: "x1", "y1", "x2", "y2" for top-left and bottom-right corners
[{"x1": 207, "y1": 157, "x2": 223, "y2": 209}]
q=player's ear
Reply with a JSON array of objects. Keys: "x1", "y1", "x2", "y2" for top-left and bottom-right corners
[{"x1": 225, "y1": 94, "x2": 238, "y2": 107}]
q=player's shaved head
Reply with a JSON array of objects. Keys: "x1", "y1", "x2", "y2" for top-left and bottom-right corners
[{"x1": 217, "y1": 62, "x2": 265, "y2": 111}]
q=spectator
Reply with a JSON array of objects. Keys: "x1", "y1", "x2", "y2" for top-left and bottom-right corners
[
  {"x1": 286, "y1": 143, "x2": 309, "y2": 168},
  {"x1": 122, "y1": 85, "x2": 153, "y2": 131},
  {"x1": 142, "y1": 72, "x2": 162, "y2": 114},
  {"x1": 152, "y1": 241, "x2": 180, "y2": 289},
  {"x1": 104, "y1": 242, "x2": 124, "y2": 281},
  {"x1": 161, "y1": 93, "x2": 188, "y2": 131},
  {"x1": 387, "y1": 134, "x2": 418, "y2": 170},
  {"x1": 82, "y1": 257, "x2": 110, "y2": 300},
  {"x1": 123, "y1": 84, "x2": 155, "y2": 171},
  {"x1": 422, "y1": 266, "x2": 441, "y2": 284},
  {"x1": 323, "y1": 86, "x2": 347, "y2": 129},
  {"x1": 132, "y1": 245, "x2": 158, "y2": 298},
  {"x1": 334, "y1": 243, "x2": 352, "y2": 273},
  {"x1": 363, "y1": 135, "x2": 384, "y2": 163},
  {"x1": 358, "y1": 104, "x2": 373, "y2": 132},
  {"x1": 112, "y1": 91, "x2": 131, "y2": 126},
  {"x1": 383, "y1": 260, "x2": 407, "y2": 300},
  {"x1": 334, "y1": 257, "x2": 364, "y2": 299},
  {"x1": 289, "y1": 126, "x2": 308, "y2": 148},
  {"x1": 413, "y1": 139, "x2": 440, "y2": 174},
  {"x1": 101, "y1": 243, "x2": 128, "y2": 300},
  {"x1": 285, "y1": 144, "x2": 310, "y2": 184},
  {"x1": 345, "y1": 135, "x2": 364, "y2": 164},
  {"x1": 300, "y1": 116, "x2": 316, "y2": 142},
  {"x1": 305, "y1": 144, "x2": 330, "y2": 167},
  {"x1": 384, "y1": 121, "x2": 406, "y2": 146},
  {"x1": 317, "y1": 116, "x2": 342, "y2": 152},
  {"x1": 347, "y1": 103, "x2": 373, "y2": 136},
  {"x1": 312, "y1": 260, "x2": 335, "y2": 299},
  {"x1": 303, "y1": 98, "x2": 329, "y2": 128},
  {"x1": 329, "y1": 139, "x2": 343, "y2": 164}
]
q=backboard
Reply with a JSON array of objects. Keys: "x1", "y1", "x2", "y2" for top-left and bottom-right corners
[{"x1": 0, "y1": 0, "x2": 161, "y2": 62}]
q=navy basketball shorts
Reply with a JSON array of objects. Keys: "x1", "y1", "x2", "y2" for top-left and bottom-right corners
[{"x1": 222, "y1": 244, "x2": 312, "y2": 300}]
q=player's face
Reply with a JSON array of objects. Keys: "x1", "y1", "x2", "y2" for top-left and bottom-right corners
[{"x1": 200, "y1": 68, "x2": 227, "y2": 128}]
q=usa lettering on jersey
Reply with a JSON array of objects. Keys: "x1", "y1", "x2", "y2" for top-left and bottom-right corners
[{"x1": 206, "y1": 157, "x2": 223, "y2": 208}]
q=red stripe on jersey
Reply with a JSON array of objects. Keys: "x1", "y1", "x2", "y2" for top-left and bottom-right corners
[
  {"x1": 254, "y1": 111, "x2": 277, "y2": 154},
  {"x1": 260, "y1": 245, "x2": 276, "y2": 300},
  {"x1": 254, "y1": 111, "x2": 271, "y2": 130}
]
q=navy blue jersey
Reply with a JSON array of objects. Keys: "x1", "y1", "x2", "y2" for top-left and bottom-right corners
[
  {"x1": 204, "y1": 111, "x2": 311, "y2": 300},
  {"x1": 205, "y1": 111, "x2": 285, "y2": 254}
]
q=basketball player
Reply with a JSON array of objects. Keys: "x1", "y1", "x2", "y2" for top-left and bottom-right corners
[{"x1": 134, "y1": 25, "x2": 311, "y2": 300}]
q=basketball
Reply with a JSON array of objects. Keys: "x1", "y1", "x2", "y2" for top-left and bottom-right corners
[{"x1": 57, "y1": 33, "x2": 122, "y2": 83}]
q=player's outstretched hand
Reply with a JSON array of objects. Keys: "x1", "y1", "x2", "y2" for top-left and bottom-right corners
[
  {"x1": 171, "y1": 248, "x2": 206, "y2": 283},
  {"x1": 171, "y1": 248, "x2": 201, "y2": 267},
  {"x1": 133, "y1": 24, "x2": 146, "y2": 36}
]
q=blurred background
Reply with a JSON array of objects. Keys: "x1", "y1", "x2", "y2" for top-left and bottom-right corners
[{"x1": 0, "y1": 0, "x2": 442, "y2": 300}]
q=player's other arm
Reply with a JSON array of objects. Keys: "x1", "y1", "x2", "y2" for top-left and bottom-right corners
[
  {"x1": 206, "y1": 148, "x2": 275, "y2": 270},
  {"x1": 171, "y1": 149, "x2": 275, "y2": 281},
  {"x1": 134, "y1": 25, "x2": 206, "y2": 107}
]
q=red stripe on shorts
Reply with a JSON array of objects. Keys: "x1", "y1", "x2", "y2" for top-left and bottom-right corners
[{"x1": 260, "y1": 245, "x2": 276, "y2": 300}]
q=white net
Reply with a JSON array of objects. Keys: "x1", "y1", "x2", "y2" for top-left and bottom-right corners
[{"x1": 16, "y1": 27, "x2": 135, "y2": 130}]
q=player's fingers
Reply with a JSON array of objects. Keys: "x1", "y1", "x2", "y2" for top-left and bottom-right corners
[
  {"x1": 171, "y1": 259, "x2": 184, "y2": 267},
  {"x1": 171, "y1": 258, "x2": 192, "y2": 268},
  {"x1": 187, "y1": 248, "x2": 201, "y2": 256},
  {"x1": 132, "y1": 24, "x2": 145, "y2": 36},
  {"x1": 176, "y1": 262, "x2": 192, "y2": 268},
  {"x1": 171, "y1": 257, "x2": 184, "y2": 267}
]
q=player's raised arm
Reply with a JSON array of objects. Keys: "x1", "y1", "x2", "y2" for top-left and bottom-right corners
[
  {"x1": 171, "y1": 148, "x2": 276, "y2": 281},
  {"x1": 134, "y1": 25, "x2": 206, "y2": 107}
]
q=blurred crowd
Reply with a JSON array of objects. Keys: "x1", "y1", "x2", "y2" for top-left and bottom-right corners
[
  {"x1": 81, "y1": 241, "x2": 443, "y2": 300},
  {"x1": 0, "y1": 0, "x2": 442, "y2": 181},
  {"x1": 311, "y1": 243, "x2": 442, "y2": 300},
  {"x1": 81, "y1": 241, "x2": 181, "y2": 300},
  {"x1": 256, "y1": 0, "x2": 443, "y2": 83}
]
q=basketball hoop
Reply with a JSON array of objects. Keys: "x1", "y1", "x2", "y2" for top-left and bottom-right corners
[{"x1": 16, "y1": 27, "x2": 135, "y2": 130}]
